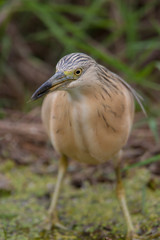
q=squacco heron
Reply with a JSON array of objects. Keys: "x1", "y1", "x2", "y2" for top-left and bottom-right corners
[{"x1": 31, "y1": 53, "x2": 145, "y2": 240}]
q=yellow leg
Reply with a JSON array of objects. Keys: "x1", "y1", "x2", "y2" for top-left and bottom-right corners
[
  {"x1": 114, "y1": 153, "x2": 160, "y2": 240},
  {"x1": 115, "y1": 165, "x2": 134, "y2": 240},
  {"x1": 45, "y1": 155, "x2": 68, "y2": 229},
  {"x1": 113, "y1": 151, "x2": 135, "y2": 240}
]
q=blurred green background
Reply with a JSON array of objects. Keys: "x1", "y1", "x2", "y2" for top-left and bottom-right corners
[
  {"x1": 0, "y1": 1, "x2": 160, "y2": 239},
  {"x1": 0, "y1": 0, "x2": 160, "y2": 114}
]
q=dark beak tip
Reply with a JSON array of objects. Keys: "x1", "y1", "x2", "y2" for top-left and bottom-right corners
[
  {"x1": 30, "y1": 92, "x2": 37, "y2": 101},
  {"x1": 30, "y1": 73, "x2": 63, "y2": 102},
  {"x1": 31, "y1": 79, "x2": 53, "y2": 101}
]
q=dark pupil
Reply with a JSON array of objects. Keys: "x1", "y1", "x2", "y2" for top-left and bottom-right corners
[{"x1": 76, "y1": 70, "x2": 80, "y2": 75}]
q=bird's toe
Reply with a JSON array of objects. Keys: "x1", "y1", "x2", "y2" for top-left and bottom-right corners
[{"x1": 40, "y1": 213, "x2": 67, "y2": 230}]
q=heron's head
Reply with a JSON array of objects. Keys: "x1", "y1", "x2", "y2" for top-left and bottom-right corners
[{"x1": 31, "y1": 53, "x2": 96, "y2": 100}]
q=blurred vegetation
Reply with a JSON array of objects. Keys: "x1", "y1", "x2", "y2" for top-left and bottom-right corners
[
  {"x1": 0, "y1": 1, "x2": 160, "y2": 239},
  {"x1": 0, "y1": 0, "x2": 160, "y2": 113}
]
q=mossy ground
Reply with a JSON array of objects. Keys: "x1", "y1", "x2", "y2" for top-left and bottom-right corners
[{"x1": 0, "y1": 159, "x2": 160, "y2": 240}]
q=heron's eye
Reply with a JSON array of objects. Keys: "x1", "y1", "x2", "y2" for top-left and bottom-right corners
[{"x1": 74, "y1": 68, "x2": 82, "y2": 76}]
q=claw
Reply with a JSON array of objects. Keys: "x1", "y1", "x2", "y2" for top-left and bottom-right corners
[
  {"x1": 40, "y1": 213, "x2": 67, "y2": 231},
  {"x1": 126, "y1": 231, "x2": 160, "y2": 240},
  {"x1": 126, "y1": 233, "x2": 143, "y2": 240}
]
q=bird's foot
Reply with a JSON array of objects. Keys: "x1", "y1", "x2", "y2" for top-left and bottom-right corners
[
  {"x1": 126, "y1": 231, "x2": 144, "y2": 240},
  {"x1": 41, "y1": 213, "x2": 67, "y2": 231},
  {"x1": 126, "y1": 231, "x2": 160, "y2": 240}
]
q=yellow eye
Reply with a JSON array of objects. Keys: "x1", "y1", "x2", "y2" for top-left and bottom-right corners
[{"x1": 74, "y1": 68, "x2": 82, "y2": 76}]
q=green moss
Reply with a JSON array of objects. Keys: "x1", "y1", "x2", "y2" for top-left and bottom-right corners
[
  {"x1": 0, "y1": 160, "x2": 15, "y2": 172},
  {"x1": 0, "y1": 164, "x2": 159, "y2": 240}
]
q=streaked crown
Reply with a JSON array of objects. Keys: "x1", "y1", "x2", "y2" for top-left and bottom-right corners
[{"x1": 56, "y1": 53, "x2": 96, "y2": 71}]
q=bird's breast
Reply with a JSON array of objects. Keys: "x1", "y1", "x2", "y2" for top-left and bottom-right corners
[{"x1": 42, "y1": 87, "x2": 134, "y2": 164}]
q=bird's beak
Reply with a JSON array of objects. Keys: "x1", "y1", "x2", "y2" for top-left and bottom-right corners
[{"x1": 31, "y1": 71, "x2": 69, "y2": 101}]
